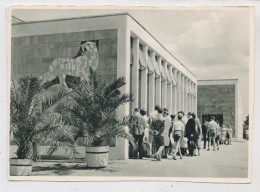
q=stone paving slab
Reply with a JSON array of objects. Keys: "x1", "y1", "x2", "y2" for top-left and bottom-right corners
[{"x1": 30, "y1": 141, "x2": 249, "y2": 178}]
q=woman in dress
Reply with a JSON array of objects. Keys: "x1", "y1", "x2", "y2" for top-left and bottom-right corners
[{"x1": 195, "y1": 118, "x2": 202, "y2": 156}]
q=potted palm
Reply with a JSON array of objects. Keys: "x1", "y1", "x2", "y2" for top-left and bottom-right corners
[
  {"x1": 10, "y1": 76, "x2": 76, "y2": 176},
  {"x1": 55, "y1": 68, "x2": 135, "y2": 168}
]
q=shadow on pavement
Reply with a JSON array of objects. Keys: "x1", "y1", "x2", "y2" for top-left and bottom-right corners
[{"x1": 32, "y1": 162, "x2": 121, "y2": 175}]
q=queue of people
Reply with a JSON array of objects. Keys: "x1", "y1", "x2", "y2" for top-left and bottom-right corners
[
  {"x1": 202, "y1": 117, "x2": 233, "y2": 150},
  {"x1": 129, "y1": 105, "x2": 232, "y2": 161}
]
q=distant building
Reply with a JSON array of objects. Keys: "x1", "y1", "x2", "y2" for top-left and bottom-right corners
[
  {"x1": 197, "y1": 79, "x2": 243, "y2": 141},
  {"x1": 11, "y1": 13, "x2": 198, "y2": 159}
]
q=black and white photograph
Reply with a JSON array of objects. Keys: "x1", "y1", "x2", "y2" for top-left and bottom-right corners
[{"x1": 7, "y1": 6, "x2": 254, "y2": 182}]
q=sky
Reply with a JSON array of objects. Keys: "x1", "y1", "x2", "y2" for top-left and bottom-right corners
[{"x1": 12, "y1": 7, "x2": 251, "y2": 118}]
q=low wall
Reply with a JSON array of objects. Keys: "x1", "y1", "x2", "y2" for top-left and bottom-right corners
[{"x1": 9, "y1": 145, "x2": 118, "y2": 160}]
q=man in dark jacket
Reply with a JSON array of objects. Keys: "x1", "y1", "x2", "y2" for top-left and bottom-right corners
[
  {"x1": 202, "y1": 118, "x2": 209, "y2": 149},
  {"x1": 185, "y1": 112, "x2": 198, "y2": 157},
  {"x1": 151, "y1": 108, "x2": 165, "y2": 161}
]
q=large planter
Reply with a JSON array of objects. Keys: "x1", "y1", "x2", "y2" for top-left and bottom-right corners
[
  {"x1": 10, "y1": 158, "x2": 32, "y2": 176},
  {"x1": 85, "y1": 146, "x2": 109, "y2": 168}
]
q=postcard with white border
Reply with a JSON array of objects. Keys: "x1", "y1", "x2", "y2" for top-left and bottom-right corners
[{"x1": 7, "y1": 5, "x2": 254, "y2": 183}]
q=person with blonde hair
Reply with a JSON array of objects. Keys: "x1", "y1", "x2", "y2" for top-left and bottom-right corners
[{"x1": 195, "y1": 118, "x2": 202, "y2": 156}]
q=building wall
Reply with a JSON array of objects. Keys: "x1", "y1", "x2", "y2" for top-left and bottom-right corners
[
  {"x1": 197, "y1": 84, "x2": 236, "y2": 136},
  {"x1": 11, "y1": 15, "x2": 130, "y2": 160},
  {"x1": 197, "y1": 80, "x2": 243, "y2": 140},
  {"x1": 11, "y1": 29, "x2": 118, "y2": 82},
  {"x1": 236, "y1": 81, "x2": 244, "y2": 140},
  {"x1": 11, "y1": 13, "x2": 198, "y2": 160}
]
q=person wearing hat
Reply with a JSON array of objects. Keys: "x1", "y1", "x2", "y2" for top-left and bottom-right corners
[
  {"x1": 185, "y1": 112, "x2": 198, "y2": 156},
  {"x1": 207, "y1": 116, "x2": 218, "y2": 151}
]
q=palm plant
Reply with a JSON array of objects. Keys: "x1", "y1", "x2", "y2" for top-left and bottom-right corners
[
  {"x1": 10, "y1": 76, "x2": 76, "y2": 160},
  {"x1": 54, "y1": 68, "x2": 135, "y2": 147}
]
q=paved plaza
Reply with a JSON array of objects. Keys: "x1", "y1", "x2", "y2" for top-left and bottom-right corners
[{"x1": 31, "y1": 141, "x2": 249, "y2": 178}]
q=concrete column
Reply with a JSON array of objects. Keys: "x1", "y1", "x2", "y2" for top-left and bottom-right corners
[
  {"x1": 190, "y1": 81, "x2": 193, "y2": 113},
  {"x1": 188, "y1": 79, "x2": 191, "y2": 112},
  {"x1": 167, "y1": 83, "x2": 172, "y2": 113},
  {"x1": 148, "y1": 51, "x2": 155, "y2": 114},
  {"x1": 148, "y1": 72, "x2": 155, "y2": 113},
  {"x1": 167, "y1": 65, "x2": 173, "y2": 114},
  {"x1": 190, "y1": 82, "x2": 193, "y2": 113},
  {"x1": 191, "y1": 83, "x2": 195, "y2": 112},
  {"x1": 161, "y1": 60, "x2": 167, "y2": 108},
  {"x1": 194, "y1": 82, "x2": 197, "y2": 115},
  {"x1": 140, "y1": 45, "x2": 148, "y2": 110},
  {"x1": 173, "y1": 68, "x2": 178, "y2": 114},
  {"x1": 111, "y1": 26, "x2": 130, "y2": 160},
  {"x1": 155, "y1": 57, "x2": 161, "y2": 106},
  {"x1": 177, "y1": 71, "x2": 182, "y2": 112},
  {"x1": 186, "y1": 79, "x2": 189, "y2": 112},
  {"x1": 181, "y1": 74, "x2": 185, "y2": 111},
  {"x1": 173, "y1": 86, "x2": 177, "y2": 114},
  {"x1": 183, "y1": 76, "x2": 187, "y2": 113},
  {"x1": 186, "y1": 78, "x2": 189, "y2": 113},
  {"x1": 131, "y1": 37, "x2": 139, "y2": 111}
]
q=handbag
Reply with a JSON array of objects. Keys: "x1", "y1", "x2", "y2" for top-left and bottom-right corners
[{"x1": 180, "y1": 137, "x2": 188, "y2": 149}]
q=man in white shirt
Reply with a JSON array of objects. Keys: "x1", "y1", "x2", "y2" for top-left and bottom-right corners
[{"x1": 207, "y1": 116, "x2": 218, "y2": 151}]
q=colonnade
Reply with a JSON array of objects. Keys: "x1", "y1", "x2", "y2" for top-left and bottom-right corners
[{"x1": 130, "y1": 37, "x2": 197, "y2": 115}]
